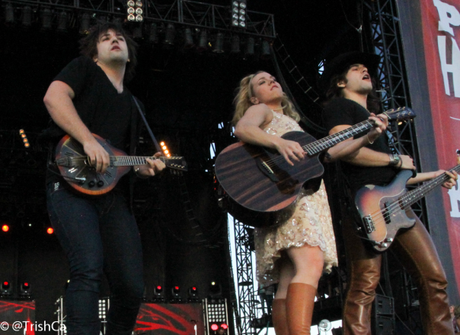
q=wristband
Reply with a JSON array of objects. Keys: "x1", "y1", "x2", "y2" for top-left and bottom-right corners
[{"x1": 388, "y1": 154, "x2": 401, "y2": 167}]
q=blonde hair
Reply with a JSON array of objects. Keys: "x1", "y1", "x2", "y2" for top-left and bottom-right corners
[{"x1": 232, "y1": 71, "x2": 300, "y2": 125}]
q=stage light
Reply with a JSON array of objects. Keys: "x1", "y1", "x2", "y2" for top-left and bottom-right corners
[
  {"x1": 41, "y1": 8, "x2": 52, "y2": 30},
  {"x1": 160, "y1": 141, "x2": 171, "y2": 158},
  {"x1": 184, "y1": 27, "x2": 194, "y2": 49},
  {"x1": 22, "y1": 6, "x2": 32, "y2": 27},
  {"x1": 170, "y1": 285, "x2": 183, "y2": 302},
  {"x1": 153, "y1": 285, "x2": 165, "y2": 302},
  {"x1": 46, "y1": 227, "x2": 54, "y2": 235},
  {"x1": 5, "y1": 3, "x2": 14, "y2": 23},
  {"x1": 245, "y1": 37, "x2": 254, "y2": 55},
  {"x1": 261, "y1": 40, "x2": 270, "y2": 58},
  {"x1": 79, "y1": 12, "x2": 91, "y2": 35},
  {"x1": 149, "y1": 22, "x2": 158, "y2": 43},
  {"x1": 231, "y1": 35, "x2": 240, "y2": 53},
  {"x1": 209, "y1": 281, "x2": 222, "y2": 298},
  {"x1": 19, "y1": 129, "x2": 30, "y2": 148},
  {"x1": 164, "y1": 23, "x2": 175, "y2": 45},
  {"x1": 231, "y1": 0, "x2": 246, "y2": 29},
  {"x1": 197, "y1": 30, "x2": 208, "y2": 52},
  {"x1": 19, "y1": 282, "x2": 32, "y2": 298},
  {"x1": 2, "y1": 224, "x2": 9, "y2": 232},
  {"x1": 188, "y1": 286, "x2": 199, "y2": 302},
  {"x1": 1, "y1": 281, "x2": 12, "y2": 297},
  {"x1": 213, "y1": 32, "x2": 224, "y2": 53},
  {"x1": 57, "y1": 11, "x2": 68, "y2": 32},
  {"x1": 211, "y1": 324, "x2": 219, "y2": 331},
  {"x1": 127, "y1": 0, "x2": 135, "y2": 21}
]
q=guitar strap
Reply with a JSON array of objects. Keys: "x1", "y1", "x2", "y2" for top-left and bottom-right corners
[{"x1": 132, "y1": 96, "x2": 162, "y2": 153}]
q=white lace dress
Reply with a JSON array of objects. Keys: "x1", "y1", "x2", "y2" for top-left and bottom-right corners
[{"x1": 254, "y1": 110, "x2": 338, "y2": 286}]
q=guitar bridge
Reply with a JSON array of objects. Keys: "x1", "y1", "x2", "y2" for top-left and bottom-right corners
[{"x1": 362, "y1": 215, "x2": 376, "y2": 234}]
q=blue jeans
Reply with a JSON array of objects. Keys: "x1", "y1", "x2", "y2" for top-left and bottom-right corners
[{"x1": 47, "y1": 181, "x2": 144, "y2": 335}]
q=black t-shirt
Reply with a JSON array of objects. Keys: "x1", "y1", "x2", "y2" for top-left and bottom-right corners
[
  {"x1": 45, "y1": 56, "x2": 139, "y2": 191},
  {"x1": 322, "y1": 97, "x2": 398, "y2": 194}
]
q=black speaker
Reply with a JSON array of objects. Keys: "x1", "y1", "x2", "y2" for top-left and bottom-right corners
[{"x1": 372, "y1": 294, "x2": 395, "y2": 335}]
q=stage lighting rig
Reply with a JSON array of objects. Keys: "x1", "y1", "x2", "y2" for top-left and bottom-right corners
[
  {"x1": 170, "y1": 286, "x2": 183, "y2": 303},
  {"x1": 209, "y1": 281, "x2": 222, "y2": 300},
  {"x1": 22, "y1": 6, "x2": 32, "y2": 27},
  {"x1": 19, "y1": 282, "x2": 32, "y2": 299},
  {"x1": 19, "y1": 129, "x2": 30, "y2": 148},
  {"x1": 5, "y1": 3, "x2": 14, "y2": 23},
  {"x1": 79, "y1": 12, "x2": 90, "y2": 35},
  {"x1": 187, "y1": 286, "x2": 200, "y2": 303},
  {"x1": 127, "y1": 0, "x2": 142, "y2": 22},
  {"x1": 213, "y1": 32, "x2": 224, "y2": 53},
  {"x1": 1, "y1": 281, "x2": 13, "y2": 297},
  {"x1": 231, "y1": 0, "x2": 246, "y2": 28},
  {"x1": 152, "y1": 285, "x2": 165, "y2": 303},
  {"x1": 160, "y1": 141, "x2": 171, "y2": 158},
  {"x1": 57, "y1": 11, "x2": 68, "y2": 32}
]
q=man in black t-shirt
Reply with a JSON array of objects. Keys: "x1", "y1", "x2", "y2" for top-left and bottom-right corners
[
  {"x1": 43, "y1": 23, "x2": 165, "y2": 335},
  {"x1": 321, "y1": 52, "x2": 457, "y2": 335}
]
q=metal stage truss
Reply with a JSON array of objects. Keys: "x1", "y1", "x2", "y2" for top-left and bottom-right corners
[{"x1": 1, "y1": 0, "x2": 276, "y2": 39}]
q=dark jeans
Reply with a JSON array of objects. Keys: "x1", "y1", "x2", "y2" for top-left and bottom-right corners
[{"x1": 47, "y1": 181, "x2": 144, "y2": 335}]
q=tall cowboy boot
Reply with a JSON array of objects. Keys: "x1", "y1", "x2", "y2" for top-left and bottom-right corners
[
  {"x1": 286, "y1": 283, "x2": 316, "y2": 335},
  {"x1": 393, "y1": 217, "x2": 455, "y2": 335},
  {"x1": 342, "y1": 258, "x2": 381, "y2": 335},
  {"x1": 341, "y1": 214, "x2": 382, "y2": 335},
  {"x1": 272, "y1": 299, "x2": 289, "y2": 335}
]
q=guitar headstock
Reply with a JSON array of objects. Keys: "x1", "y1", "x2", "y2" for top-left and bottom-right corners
[
  {"x1": 164, "y1": 156, "x2": 188, "y2": 172},
  {"x1": 384, "y1": 107, "x2": 416, "y2": 121}
]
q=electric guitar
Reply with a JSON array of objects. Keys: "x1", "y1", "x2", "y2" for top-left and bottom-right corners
[
  {"x1": 215, "y1": 107, "x2": 415, "y2": 228},
  {"x1": 354, "y1": 164, "x2": 460, "y2": 252},
  {"x1": 55, "y1": 134, "x2": 188, "y2": 195}
]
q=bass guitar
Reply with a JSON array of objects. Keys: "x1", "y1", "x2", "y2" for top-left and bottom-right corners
[
  {"x1": 55, "y1": 134, "x2": 188, "y2": 195},
  {"x1": 215, "y1": 107, "x2": 415, "y2": 228},
  {"x1": 354, "y1": 164, "x2": 460, "y2": 252}
]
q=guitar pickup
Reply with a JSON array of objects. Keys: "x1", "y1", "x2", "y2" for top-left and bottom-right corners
[{"x1": 362, "y1": 215, "x2": 376, "y2": 234}]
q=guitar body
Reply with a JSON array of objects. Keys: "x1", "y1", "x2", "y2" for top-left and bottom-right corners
[
  {"x1": 354, "y1": 170, "x2": 416, "y2": 252},
  {"x1": 55, "y1": 134, "x2": 130, "y2": 195},
  {"x1": 215, "y1": 131, "x2": 324, "y2": 227}
]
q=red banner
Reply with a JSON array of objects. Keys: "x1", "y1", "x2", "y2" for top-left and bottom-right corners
[{"x1": 420, "y1": 0, "x2": 460, "y2": 295}]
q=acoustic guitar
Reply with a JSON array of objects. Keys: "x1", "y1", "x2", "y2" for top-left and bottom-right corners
[
  {"x1": 55, "y1": 134, "x2": 187, "y2": 195},
  {"x1": 215, "y1": 107, "x2": 415, "y2": 228}
]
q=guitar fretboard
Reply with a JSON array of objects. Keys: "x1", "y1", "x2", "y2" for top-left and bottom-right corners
[
  {"x1": 304, "y1": 107, "x2": 413, "y2": 156},
  {"x1": 111, "y1": 156, "x2": 163, "y2": 167},
  {"x1": 304, "y1": 120, "x2": 373, "y2": 155},
  {"x1": 399, "y1": 164, "x2": 460, "y2": 208}
]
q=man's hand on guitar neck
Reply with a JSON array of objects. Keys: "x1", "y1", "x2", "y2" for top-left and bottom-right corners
[{"x1": 134, "y1": 152, "x2": 166, "y2": 178}]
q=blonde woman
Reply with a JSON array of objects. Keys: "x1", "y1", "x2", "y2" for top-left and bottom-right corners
[{"x1": 231, "y1": 71, "x2": 388, "y2": 335}]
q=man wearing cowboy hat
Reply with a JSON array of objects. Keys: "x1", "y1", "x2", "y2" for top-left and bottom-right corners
[{"x1": 321, "y1": 51, "x2": 457, "y2": 335}]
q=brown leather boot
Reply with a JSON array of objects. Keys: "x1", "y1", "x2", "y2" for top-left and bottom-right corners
[
  {"x1": 286, "y1": 283, "x2": 316, "y2": 335},
  {"x1": 272, "y1": 299, "x2": 289, "y2": 335}
]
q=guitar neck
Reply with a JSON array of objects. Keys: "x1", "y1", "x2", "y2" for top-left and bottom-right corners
[
  {"x1": 305, "y1": 119, "x2": 374, "y2": 155},
  {"x1": 400, "y1": 164, "x2": 460, "y2": 208},
  {"x1": 110, "y1": 156, "x2": 165, "y2": 167}
]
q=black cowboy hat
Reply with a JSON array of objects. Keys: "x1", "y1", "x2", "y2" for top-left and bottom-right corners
[{"x1": 319, "y1": 51, "x2": 381, "y2": 93}]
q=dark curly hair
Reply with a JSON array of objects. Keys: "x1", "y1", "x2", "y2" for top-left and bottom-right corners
[
  {"x1": 79, "y1": 22, "x2": 138, "y2": 82},
  {"x1": 325, "y1": 65, "x2": 381, "y2": 114}
]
